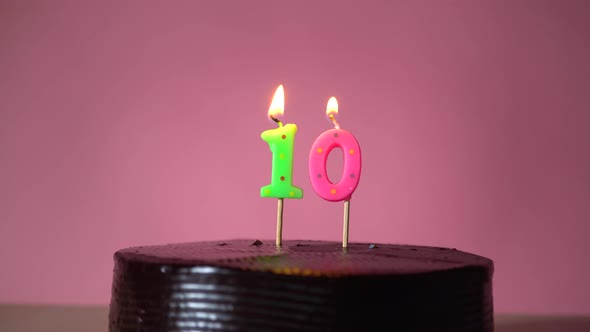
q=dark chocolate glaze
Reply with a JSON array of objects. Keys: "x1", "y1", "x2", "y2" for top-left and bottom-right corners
[{"x1": 109, "y1": 239, "x2": 494, "y2": 332}]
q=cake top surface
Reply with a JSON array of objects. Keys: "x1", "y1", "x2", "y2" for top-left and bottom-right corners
[{"x1": 116, "y1": 239, "x2": 493, "y2": 277}]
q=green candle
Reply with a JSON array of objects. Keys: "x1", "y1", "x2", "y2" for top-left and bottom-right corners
[{"x1": 260, "y1": 85, "x2": 303, "y2": 199}]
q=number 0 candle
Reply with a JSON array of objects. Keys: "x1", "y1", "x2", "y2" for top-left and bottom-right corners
[
  {"x1": 309, "y1": 97, "x2": 361, "y2": 247},
  {"x1": 261, "y1": 85, "x2": 303, "y2": 246}
]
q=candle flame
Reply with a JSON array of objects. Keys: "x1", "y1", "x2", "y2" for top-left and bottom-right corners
[
  {"x1": 326, "y1": 96, "x2": 338, "y2": 117},
  {"x1": 326, "y1": 96, "x2": 340, "y2": 129},
  {"x1": 268, "y1": 85, "x2": 285, "y2": 123}
]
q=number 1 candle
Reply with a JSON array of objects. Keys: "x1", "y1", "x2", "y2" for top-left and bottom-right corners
[
  {"x1": 261, "y1": 85, "x2": 303, "y2": 246},
  {"x1": 309, "y1": 97, "x2": 361, "y2": 248}
]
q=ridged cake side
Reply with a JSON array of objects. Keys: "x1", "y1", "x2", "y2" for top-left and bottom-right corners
[{"x1": 109, "y1": 239, "x2": 493, "y2": 332}]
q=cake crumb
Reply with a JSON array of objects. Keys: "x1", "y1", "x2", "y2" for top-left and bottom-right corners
[{"x1": 251, "y1": 240, "x2": 263, "y2": 246}]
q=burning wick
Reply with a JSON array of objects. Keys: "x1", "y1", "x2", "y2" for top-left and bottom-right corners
[{"x1": 270, "y1": 115, "x2": 282, "y2": 126}]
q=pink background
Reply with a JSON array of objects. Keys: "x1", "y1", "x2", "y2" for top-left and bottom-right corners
[{"x1": 1, "y1": 0, "x2": 589, "y2": 314}]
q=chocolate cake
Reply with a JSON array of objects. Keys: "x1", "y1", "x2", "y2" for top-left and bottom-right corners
[{"x1": 109, "y1": 239, "x2": 494, "y2": 332}]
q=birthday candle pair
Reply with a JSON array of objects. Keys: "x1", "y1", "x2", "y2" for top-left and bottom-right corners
[{"x1": 260, "y1": 85, "x2": 362, "y2": 248}]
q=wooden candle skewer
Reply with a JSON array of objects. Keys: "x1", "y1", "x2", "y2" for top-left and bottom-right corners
[
  {"x1": 276, "y1": 198, "x2": 284, "y2": 247},
  {"x1": 342, "y1": 200, "x2": 350, "y2": 248}
]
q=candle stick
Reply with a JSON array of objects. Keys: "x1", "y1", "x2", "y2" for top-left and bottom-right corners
[
  {"x1": 261, "y1": 85, "x2": 303, "y2": 246},
  {"x1": 309, "y1": 97, "x2": 361, "y2": 248}
]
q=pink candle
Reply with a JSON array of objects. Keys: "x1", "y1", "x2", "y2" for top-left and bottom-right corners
[{"x1": 308, "y1": 97, "x2": 362, "y2": 202}]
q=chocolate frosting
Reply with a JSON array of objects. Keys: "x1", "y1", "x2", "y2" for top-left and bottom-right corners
[{"x1": 109, "y1": 239, "x2": 494, "y2": 331}]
